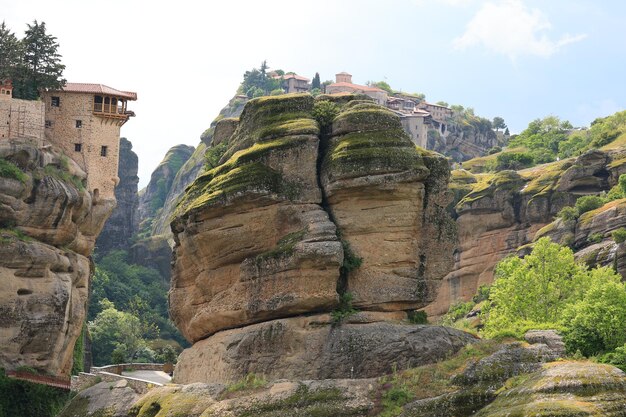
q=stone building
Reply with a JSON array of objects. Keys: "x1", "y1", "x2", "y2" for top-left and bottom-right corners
[
  {"x1": 0, "y1": 82, "x2": 136, "y2": 201},
  {"x1": 325, "y1": 72, "x2": 388, "y2": 105},
  {"x1": 277, "y1": 73, "x2": 310, "y2": 93}
]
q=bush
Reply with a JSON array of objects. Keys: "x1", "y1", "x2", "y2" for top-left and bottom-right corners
[
  {"x1": 575, "y1": 195, "x2": 606, "y2": 214},
  {"x1": 0, "y1": 158, "x2": 26, "y2": 183},
  {"x1": 408, "y1": 310, "x2": 428, "y2": 324},
  {"x1": 331, "y1": 292, "x2": 358, "y2": 323},
  {"x1": 442, "y1": 301, "x2": 474, "y2": 326},
  {"x1": 613, "y1": 228, "x2": 626, "y2": 244},
  {"x1": 587, "y1": 232, "x2": 604, "y2": 244},
  {"x1": 312, "y1": 100, "x2": 339, "y2": 132},
  {"x1": 487, "y1": 146, "x2": 502, "y2": 155},
  {"x1": 495, "y1": 152, "x2": 534, "y2": 170},
  {"x1": 599, "y1": 344, "x2": 626, "y2": 372},
  {"x1": 473, "y1": 285, "x2": 491, "y2": 303},
  {"x1": 558, "y1": 206, "x2": 580, "y2": 221}
]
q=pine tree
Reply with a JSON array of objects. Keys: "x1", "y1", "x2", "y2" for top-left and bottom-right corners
[
  {"x1": 311, "y1": 72, "x2": 321, "y2": 90},
  {"x1": 0, "y1": 21, "x2": 22, "y2": 80},
  {"x1": 13, "y1": 20, "x2": 65, "y2": 100}
]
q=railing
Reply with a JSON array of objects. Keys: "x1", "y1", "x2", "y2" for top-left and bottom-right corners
[{"x1": 6, "y1": 371, "x2": 71, "y2": 390}]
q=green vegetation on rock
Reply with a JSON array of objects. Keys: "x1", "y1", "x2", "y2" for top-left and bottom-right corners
[
  {"x1": 0, "y1": 158, "x2": 26, "y2": 183},
  {"x1": 0, "y1": 368, "x2": 70, "y2": 417}
]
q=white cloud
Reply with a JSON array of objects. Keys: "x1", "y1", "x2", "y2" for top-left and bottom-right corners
[
  {"x1": 414, "y1": 0, "x2": 473, "y2": 6},
  {"x1": 453, "y1": 0, "x2": 587, "y2": 59}
]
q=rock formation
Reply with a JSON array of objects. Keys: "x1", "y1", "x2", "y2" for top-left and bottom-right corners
[
  {"x1": 95, "y1": 138, "x2": 139, "y2": 254},
  {"x1": 169, "y1": 93, "x2": 468, "y2": 384},
  {"x1": 427, "y1": 147, "x2": 626, "y2": 317},
  {"x1": 0, "y1": 142, "x2": 115, "y2": 376}
]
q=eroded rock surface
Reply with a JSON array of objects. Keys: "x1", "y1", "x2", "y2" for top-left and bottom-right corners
[
  {"x1": 170, "y1": 94, "x2": 460, "y2": 383},
  {"x1": 0, "y1": 144, "x2": 114, "y2": 376}
]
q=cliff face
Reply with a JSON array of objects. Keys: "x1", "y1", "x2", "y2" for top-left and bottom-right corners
[
  {"x1": 428, "y1": 116, "x2": 501, "y2": 162},
  {"x1": 95, "y1": 138, "x2": 139, "y2": 254},
  {"x1": 427, "y1": 148, "x2": 626, "y2": 317},
  {"x1": 169, "y1": 94, "x2": 468, "y2": 384},
  {"x1": 0, "y1": 142, "x2": 115, "y2": 376}
]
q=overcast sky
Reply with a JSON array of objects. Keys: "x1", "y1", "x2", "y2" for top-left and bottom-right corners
[{"x1": 3, "y1": 0, "x2": 625, "y2": 187}]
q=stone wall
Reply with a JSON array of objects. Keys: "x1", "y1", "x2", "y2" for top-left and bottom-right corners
[{"x1": 0, "y1": 98, "x2": 45, "y2": 145}]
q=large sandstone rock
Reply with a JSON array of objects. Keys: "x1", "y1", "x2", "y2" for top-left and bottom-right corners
[
  {"x1": 174, "y1": 313, "x2": 475, "y2": 384},
  {"x1": 0, "y1": 145, "x2": 114, "y2": 376},
  {"x1": 170, "y1": 94, "x2": 462, "y2": 383}
]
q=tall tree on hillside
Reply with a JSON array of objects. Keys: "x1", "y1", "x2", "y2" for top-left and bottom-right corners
[
  {"x1": 13, "y1": 20, "x2": 65, "y2": 100},
  {"x1": 311, "y1": 72, "x2": 321, "y2": 89},
  {"x1": 0, "y1": 21, "x2": 22, "y2": 80},
  {"x1": 493, "y1": 116, "x2": 507, "y2": 131}
]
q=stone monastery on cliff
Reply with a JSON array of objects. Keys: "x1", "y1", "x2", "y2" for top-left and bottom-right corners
[{"x1": 0, "y1": 79, "x2": 136, "y2": 200}]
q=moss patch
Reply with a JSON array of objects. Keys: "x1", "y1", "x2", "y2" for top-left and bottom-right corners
[
  {"x1": 456, "y1": 171, "x2": 524, "y2": 208},
  {"x1": 255, "y1": 229, "x2": 307, "y2": 263}
]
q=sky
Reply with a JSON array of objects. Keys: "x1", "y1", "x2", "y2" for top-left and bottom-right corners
[{"x1": 2, "y1": 0, "x2": 625, "y2": 187}]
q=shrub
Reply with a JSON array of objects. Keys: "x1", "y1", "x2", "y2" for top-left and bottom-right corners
[
  {"x1": 575, "y1": 195, "x2": 606, "y2": 214},
  {"x1": 558, "y1": 206, "x2": 580, "y2": 221},
  {"x1": 442, "y1": 301, "x2": 474, "y2": 326},
  {"x1": 408, "y1": 310, "x2": 428, "y2": 324},
  {"x1": 341, "y1": 240, "x2": 362, "y2": 274},
  {"x1": 225, "y1": 373, "x2": 267, "y2": 393},
  {"x1": 495, "y1": 152, "x2": 534, "y2": 170},
  {"x1": 599, "y1": 344, "x2": 626, "y2": 372},
  {"x1": 473, "y1": 285, "x2": 491, "y2": 303},
  {"x1": 587, "y1": 232, "x2": 604, "y2": 244},
  {"x1": 487, "y1": 146, "x2": 502, "y2": 155},
  {"x1": 312, "y1": 100, "x2": 339, "y2": 132},
  {"x1": 613, "y1": 228, "x2": 626, "y2": 244},
  {"x1": 331, "y1": 292, "x2": 358, "y2": 323},
  {"x1": 0, "y1": 158, "x2": 26, "y2": 183}
]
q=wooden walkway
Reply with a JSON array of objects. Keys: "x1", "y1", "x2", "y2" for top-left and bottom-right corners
[{"x1": 6, "y1": 371, "x2": 71, "y2": 390}]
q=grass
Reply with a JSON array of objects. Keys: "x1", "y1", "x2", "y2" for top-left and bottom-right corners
[
  {"x1": 40, "y1": 164, "x2": 85, "y2": 191},
  {"x1": 461, "y1": 147, "x2": 528, "y2": 173},
  {"x1": 223, "y1": 373, "x2": 267, "y2": 396},
  {"x1": 0, "y1": 158, "x2": 27, "y2": 183},
  {"x1": 0, "y1": 227, "x2": 32, "y2": 244},
  {"x1": 255, "y1": 229, "x2": 307, "y2": 263},
  {"x1": 372, "y1": 341, "x2": 502, "y2": 416}
]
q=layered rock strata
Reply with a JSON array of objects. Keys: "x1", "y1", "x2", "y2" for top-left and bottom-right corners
[
  {"x1": 427, "y1": 148, "x2": 626, "y2": 317},
  {"x1": 0, "y1": 142, "x2": 114, "y2": 376},
  {"x1": 170, "y1": 94, "x2": 462, "y2": 383}
]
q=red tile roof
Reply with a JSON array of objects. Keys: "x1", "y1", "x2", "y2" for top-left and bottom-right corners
[
  {"x1": 327, "y1": 82, "x2": 385, "y2": 93},
  {"x1": 272, "y1": 73, "x2": 310, "y2": 82},
  {"x1": 56, "y1": 83, "x2": 137, "y2": 100}
]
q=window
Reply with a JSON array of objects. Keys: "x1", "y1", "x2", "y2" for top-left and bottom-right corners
[
  {"x1": 75, "y1": 120, "x2": 82, "y2": 128},
  {"x1": 100, "y1": 146, "x2": 108, "y2": 157},
  {"x1": 74, "y1": 143, "x2": 82, "y2": 152},
  {"x1": 45, "y1": 120, "x2": 52, "y2": 128},
  {"x1": 51, "y1": 97, "x2": 60, "y2": 107}
]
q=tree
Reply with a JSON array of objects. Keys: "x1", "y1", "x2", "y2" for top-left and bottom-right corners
[
  {"x1": 13, "y1": 20, "x2": 65, "y2": 100},
  {"x1": 504, "y1": 127, "x2": 510, "y2": 136},
  {"x1": 368, "y1": 80, "x2": 392, "y2": 93},
  {"x1": 493, "y1": 117, "x2": 507, "y2": 131},
  {"x1": 484, "y1": 238, "x2": 592, "y2": 336},
  {"x1": 0, "y1": 21, "x2": 22, "y2": 80},
  {"x1": 436, "y1": 101, "x2": 449, "y2": 107},
  {"x1": 311, "y1": 72, "x2": 321, "y2": 90}
]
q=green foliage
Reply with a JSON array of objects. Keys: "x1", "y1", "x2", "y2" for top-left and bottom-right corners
[
  {"x1": 483, "y1": 238, "x2": 625, "y2": 355},
  {"x1": 508, "y1": 116, "x2": 573, "y2": 165},
  {"x1": 312, "y1": 100, "x2": 339, "y2": 132},
  {"x1": 558, "y1": 130, "x2": 590, "y2": 158},
  {"x1": 473, "y1": 284, "x2": 491, "y2": 303},
  {"x1": 10, "y1": 20, "x2": 66, "y2": 100},
  {"x1": 379, "y1": 384, "x2": 414, "y2": 417},
  {"x1": 587, "y1": 232, "x2": 604, "y2": 244},
  {"x1": 561, "y1": 270, "x2": 626, "y2": 356},
  {"x1": 575, "y1": 195, "x2": 606, "y2": 214},
  {"x1": 484, "y1": 238, "x2": 590, "y2": 337},
  {"x1": 442, "y1": 301, "x2": 474, "y2": 326},
  {"x1": 0, "y1": 22, "x2": 22, "y2": 80},
  {"x1": 90, "y1": 250, "x2": 185, "y2": 353},
  {"x1": 558, "y1": 206, "x2": 580, "y2": 221},
  {"x1": 225, "y1": 373, "x2": 267, "y2": 394},
  {"x1": 492, "y1": 117, "x2": 507, "y2": 131},
  {"x1": 0, "y1": 368, "x2": 70, "y2": 417},
  {"x1": 613, "y1": 228, "x2": 626, "y2": 244},
  {"x1": 331, "y1": 292, "x2": 358, "y2": 323},
  {"x1": 368, "y1": 80, "x2": 392, "y2": 93},
  {"x1": 71, "y1": 324, "x2": 86, "y2": 375},
  {"x1": 589, "y1": 110, "x2": 626, "y2": 148},
  {"x1": 41, "y1": 164, "x2": 84, "y2": 190},
  {"x1": 204, "y1": 141, "x2": 228, "y2": 170},
  {"x1": 599, "y1": 344, "x2": 626, "y2": 372},
  {"x1": 241, "y1": 60, "x2": 281, "y2": 98},
  {"x1": 0, "y1": 158, "x2": 26, "y2": 183},
  {"x1": 89, "y1": 298, "x2": 158, "y2": 365},
  {"x1": 487, "y1": 146, "x2": 502, "y2": 155},
  {"x1": 436, "y1": 101, "x2": 449, "y2": 107},
  {"x1": 340, "y1": 239, "x2": 362, "y2": 274},
  {"x1": 311, "y1": 72, "x2": 321, "y2": 90},
  {"x1": 408, "y1": 310, "x2": 428, "y2": 324},
  {"x1": 494, "y1": 151, "x2": 534, "y2": 170}
]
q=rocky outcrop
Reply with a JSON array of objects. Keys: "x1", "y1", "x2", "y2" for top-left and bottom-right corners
[
  {"x1": 170, "y1": 94, "x2": 460, "y2": 383},
  {"x1": 428, "y1": 116, "x2": 502, "y2": 162},
  {"x1": 96, "y1": 137, "x2": 139, "y2": 254},
  {"x1": 174, "y1": 313, "x2": 475, "y2": 384},
  {"x1": 0, "y1": 143, "x2": 114, "y2": 376},
  {"x1": 426, "y1": 148, "x2": 626, "y2": 317}
]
